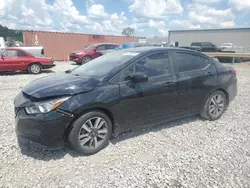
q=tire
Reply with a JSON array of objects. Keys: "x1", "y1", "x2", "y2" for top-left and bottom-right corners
[
  {"x1": 76, "y1": 62, "x2": 82, "y2": 65},
  {"x1": 68, "y1": 111, "x2": 112, "y2": 155},
  {"x1": 200, "y1": 91, "x2": 227, "y2": 121},
  {"x1": 28, "y1": 63, "x2": 42, "y2": 74},
  {"x1": 82, "y1": 56, "x2": 92, "y2": 64}
]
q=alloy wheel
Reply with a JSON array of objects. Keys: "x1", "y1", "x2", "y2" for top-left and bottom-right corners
[
  {"x1": 83, "y1": 56, "x2": 91, "y2": 63},
  {"x1": 30, "y1": 64, "x2": 41, "y2": 74},
  {"x1": 78, "y1": 117, "x2": 108, "y2": 148},
  {"x1": 209, "y1": 94, "x2": 225, "y2": 118}
]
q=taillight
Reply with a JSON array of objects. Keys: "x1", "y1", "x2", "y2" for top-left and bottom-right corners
[{"x1": 232, "y1": 69, "x2": 236, "y2": 75}]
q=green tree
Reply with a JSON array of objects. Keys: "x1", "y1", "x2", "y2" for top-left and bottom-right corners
[
  {"x1": 0, "y1": 24, "x2": 23, "y2": 42},
  {"x1": 122, "y1": 27, "x2": 135, "y2": 37}
]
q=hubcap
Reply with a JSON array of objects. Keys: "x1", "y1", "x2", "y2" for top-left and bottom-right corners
[
  {"x1": 209, "y1": 94, "x2": 225, "y2": 118},
  {"x1": 78, "y1": 117, "x2": 108, "y2": 148},
  {"x1": 83, "y1": 57, "x2": 91, "y2": 63},
  {"x1": 31, "y1": 64, "x2": 40, "y2": 73}
]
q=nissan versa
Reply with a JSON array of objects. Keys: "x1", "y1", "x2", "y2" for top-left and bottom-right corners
[{"x1": 14, "y1": 47, "x2": 237, "y2": 155}]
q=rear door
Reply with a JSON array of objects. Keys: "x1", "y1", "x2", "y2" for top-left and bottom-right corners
[{"x1": 173, "y1": 51, "x2": 217, "y2": 113}]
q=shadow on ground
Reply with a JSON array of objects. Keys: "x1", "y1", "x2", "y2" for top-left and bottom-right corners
[
  {"x1": 0, "y1": 70, "x2": 54, "y2": 76},
  {"x1": 20, "y1": 115, "x2": 202, "y2": 161}
]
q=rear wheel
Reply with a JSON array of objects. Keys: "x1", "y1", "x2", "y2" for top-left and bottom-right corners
[
  {"x1": 82, "y1": 56, "x2": 92, "y2": 64},
  {"x1": 28, "y1": 63, "x2": 42, "y2": 74},
  {"x1": 200, "y1": 91, "x2": 227, "y2": 121},
  {"x1": 68, "y1": 111, "x2": 112, "y2": 155}
]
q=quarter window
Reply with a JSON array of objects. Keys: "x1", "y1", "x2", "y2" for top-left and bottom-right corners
[
  {"x1": 175, "y1": 53, "x2": 210, "y2": 73},
  {"x1": 123, "y1": 52, "x2": 170, "y2": 79}
]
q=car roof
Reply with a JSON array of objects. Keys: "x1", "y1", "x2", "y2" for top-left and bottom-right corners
[
  {"x1": 95, "y1": 43, "x2": 119, "y2": 45},
  {"x1": 123, "y1": 46, "x2": 200, "y2": 53}
]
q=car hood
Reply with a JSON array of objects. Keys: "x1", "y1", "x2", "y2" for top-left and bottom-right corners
[{"x1": 22, "y1": 73, "x2": 99, "y2": 99}]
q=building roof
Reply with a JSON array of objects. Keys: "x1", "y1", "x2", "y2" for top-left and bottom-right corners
[{"x1": 169, "y1": 27, "x2": 250, "y2": 33}]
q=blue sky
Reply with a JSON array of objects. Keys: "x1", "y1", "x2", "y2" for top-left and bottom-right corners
[{"x1": 0, "y1": 0, "x2": 250, "y2": 37}]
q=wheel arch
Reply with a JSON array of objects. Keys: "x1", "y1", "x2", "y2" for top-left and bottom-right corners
[
  {"x1": 217, "y1": 88, "x2": 229, "y2": 106},
  {"x1": 64, "y1": 106, "x2": 115, "y2": 140}
]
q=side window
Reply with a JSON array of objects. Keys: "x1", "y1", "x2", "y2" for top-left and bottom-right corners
[
  {"x1": 175, "y1": 52, "x2": 210, "y2": 72},
  {"x1": 96, "y1": 45, "x2": 105, "y2": 51},
  {"x1": 106, "y1": 45, "x2": 117, "y2": 50},
  {"x1": 196, "y1": 56, "x2": 210, "y2": 69},
  {"x1": 17, "y1": 50, "x2": 28, "y2": 57},
  {"x1": 123, "y1": 52, "x2": 170, "y2": 80},
  {"x1": 6, "y1": 50, "x2": 17, "y2": 58}
]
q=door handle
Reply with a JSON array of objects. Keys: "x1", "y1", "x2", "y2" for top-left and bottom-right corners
[
  {"x1": 164, "y1": 81, "x2": 175, "y2": 86},
  {"x1": 206, "y1": 72, "x2": 213, "y2": 77}
]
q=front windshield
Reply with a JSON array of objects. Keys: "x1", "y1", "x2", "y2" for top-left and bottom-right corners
[
  {"x1": 71, "y1": 51, "x2": 140, "y2": 77},
  {"x1": 85, "y1": 44, "x2": 96, "y2": 50}
]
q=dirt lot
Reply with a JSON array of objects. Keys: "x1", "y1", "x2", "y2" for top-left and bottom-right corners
[{"x1": 0, "y1": 62, "x2": 250, "y2": 188}]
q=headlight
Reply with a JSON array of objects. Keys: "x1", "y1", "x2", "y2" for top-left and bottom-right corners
[
  {"x1": 75, "y1": 52, "x2": 84, "y2": 55},
  {"x1": 25, "y1": 97, "x2": 70, "y2": 115}
]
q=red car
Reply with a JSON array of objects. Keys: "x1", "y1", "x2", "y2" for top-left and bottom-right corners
[
  {"x1": 69, "y1": 43, "x2": 119, "y2": 64},
  {"x1": 0, "y1": 47, "x2": 55, "y2": 74}
]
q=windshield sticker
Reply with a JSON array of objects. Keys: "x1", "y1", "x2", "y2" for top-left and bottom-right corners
[{"x1": 122, "y1": 52, "x2": 139, "y2": 56}]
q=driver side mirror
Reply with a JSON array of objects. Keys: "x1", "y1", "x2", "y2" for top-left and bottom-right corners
[{"x1": 125, "y1": 72, "x2": 148, "y2": 83}]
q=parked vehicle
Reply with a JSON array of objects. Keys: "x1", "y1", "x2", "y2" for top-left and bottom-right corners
[
  {"x1": 0, "y1": 47, "x2": 55, "y2": 74},
  {"x1": 0, "y1": 37, "x2": 6, "y2": 50},
  {"x1": 116, "y1": 42, "x2": 160, "y2": 50},
  {"x1": 220, "y1": 43, "x2": 235, "y2": 50},
  {"x1": 16, "y1": 46, "x2": 45, "y2": 57},
  {"x1": 69, "y1": 43, "x2": 119, "y2": 65},
  {"x1": 191, "y1": 42, "x2": 220, "y2": 52},
  {"x1": 179, "y1": 46, "x2": 201, "y2": 52},
  {"x1": 14, "y1": 47, "x2": 237, "y2": 155}
]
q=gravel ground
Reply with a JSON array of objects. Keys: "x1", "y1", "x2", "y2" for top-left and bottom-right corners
[{"x1": 0, "y1": 61, "x2": 250, "y2": 188}]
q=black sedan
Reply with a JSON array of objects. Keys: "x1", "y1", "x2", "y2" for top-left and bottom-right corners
[{"x1": 14, "y1": 47, "x2": 237, "y2": 155}]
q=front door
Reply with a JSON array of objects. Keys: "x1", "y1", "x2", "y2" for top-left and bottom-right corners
[
  {"x1": 0, "y1": 49, "x2": 27, "y2": 71},
  {"x1": 118, "y1": 51, "x2": 177, "y2": 129}
]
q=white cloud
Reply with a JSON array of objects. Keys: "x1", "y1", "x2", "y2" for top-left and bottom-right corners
[
  {"x1": 193, "y1": 0, "x2": 221, "y2": 3},
  {"x1": 229, "y1": 0, "x2": 250, "y2": 11},
  {"x1": 88, "y1": 4, "x2": 109, "y2": 19},
  {"x1": 220, "y1": 21, "x2": 235, "y2": 28},
  {"x1": 50, "y1": 0, "x2": 88, "y2": 31},
  {"x1": 0, "y1": 0, "x2": 53, "y2": 29},
  {"x1": 168, "y1": 19, "x2": 201, "y2": 29},
  {"x1": 149, "y1": 20, "x2": 166, "y2": 29},
  {"x1": 188, "y1": 4, "x2": 235, "y2": 27},
  {"x1": 129, "y1": 0, "x2": 183, "y2": 19},
  {"x1": 158, "y1": 29, "x2": 169, "y2": 36},
  {"x1": 101, "y1": 12, "x2": 128, "y2": 34}
]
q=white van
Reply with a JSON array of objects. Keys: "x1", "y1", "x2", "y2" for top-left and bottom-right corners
[{"x1": 0, "y1": 37, "x2": 6, "y2": 50}]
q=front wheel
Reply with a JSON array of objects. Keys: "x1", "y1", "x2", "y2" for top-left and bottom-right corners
[
  {"x1": 68, "y1": 111, "x2": 112, "y2": 155},
  {"x1": 82, "y1": 56, "x2": 92, "y2": 64},
  {"x1": 28, "y1": 63, "x2": 42, "y2": 74},
  {"x1": 200, "y1": 91, "x2": 227, "y2": 121}
]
